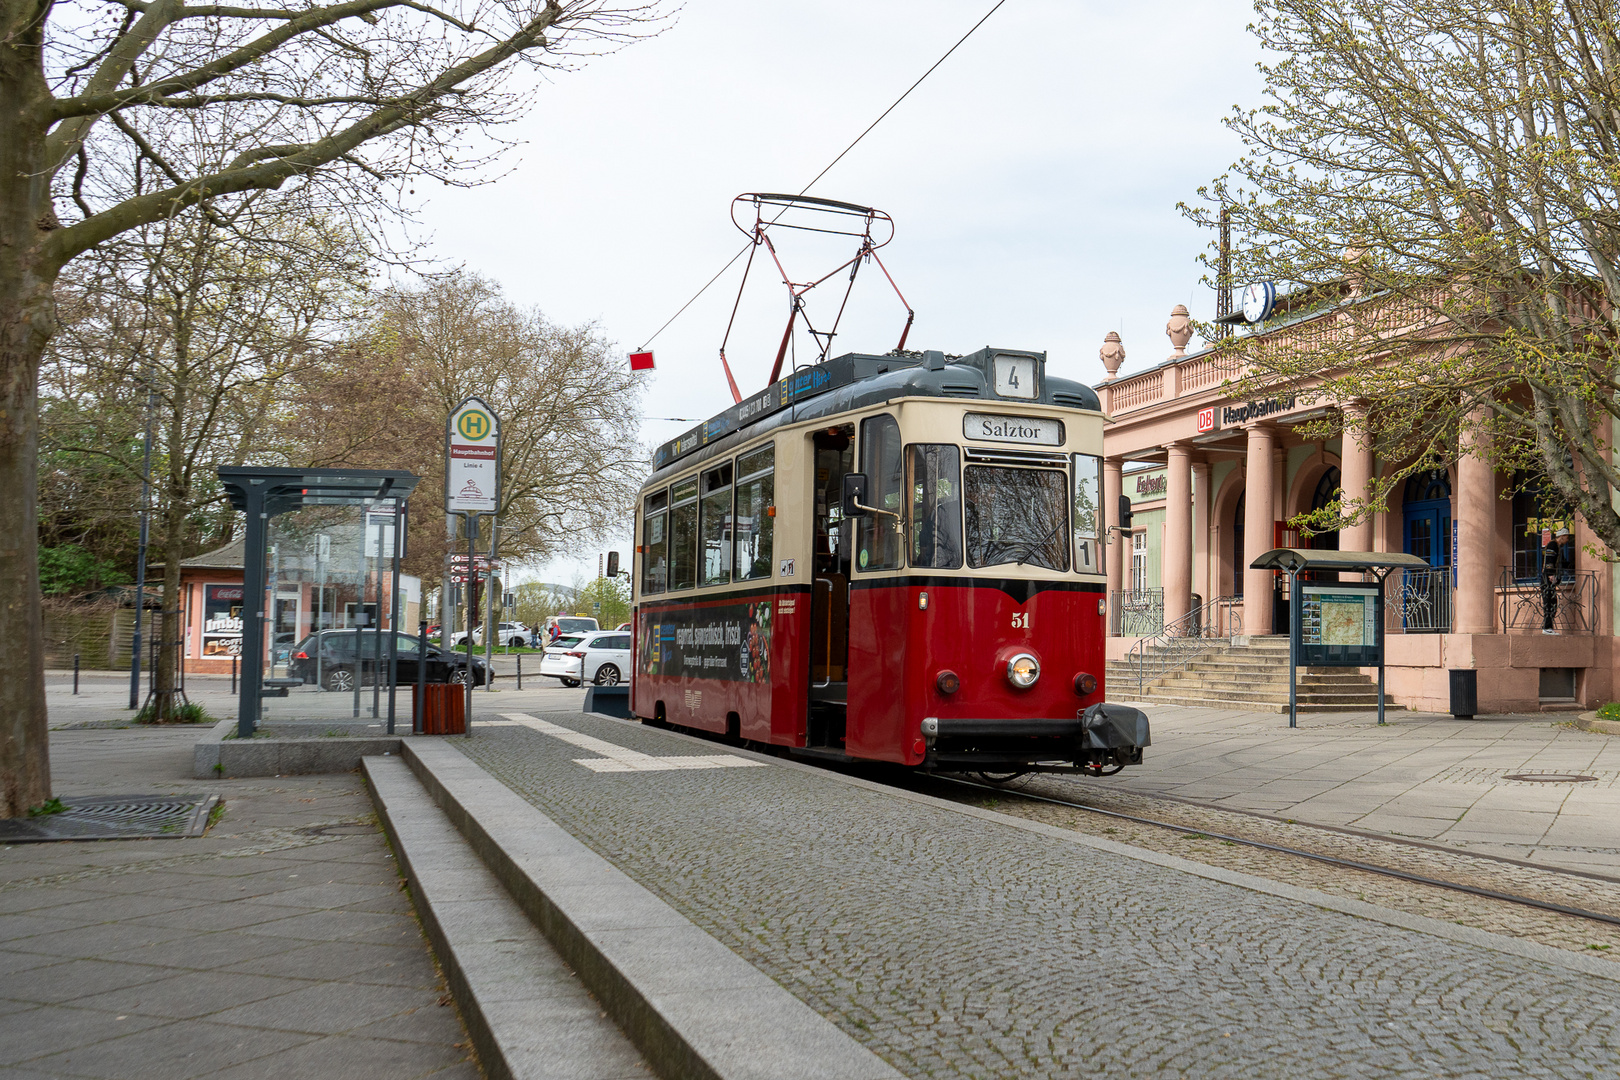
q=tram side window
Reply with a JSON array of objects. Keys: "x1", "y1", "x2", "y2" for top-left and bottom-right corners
[
  {"x1": 641, "y1": 490, "x2": 669, "y2": 595},
  {"x1": 700, "y1": 462, "x2": 734, "y2": 586},
  {"x1": 857, "y1": 415, "x2": 904, "y2": 571},
  {"x1": 1072, "y1": 453, "x2": 1103, "y2": 574},
  {"x1": 669, "y1": 477, "x2": 699, "y2": 590},
  {"x1": 907, "y1": 445, "x2": 962, "y2": 569},
  {"x1": 734, "y1": 445, "x2": 774, "y2": 581},
  {"x1": 964, "y1": 466, "x2": 1070, "y2": 572}
]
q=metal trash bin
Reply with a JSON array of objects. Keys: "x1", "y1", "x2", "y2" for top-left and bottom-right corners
[{"x1": 1449, "y1": 668, "x2": 1477, "y2": 721}]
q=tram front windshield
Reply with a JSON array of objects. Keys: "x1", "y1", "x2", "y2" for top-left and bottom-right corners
[{"x1": 963, "y1": 467, "x2": 1069, "y2": 572}]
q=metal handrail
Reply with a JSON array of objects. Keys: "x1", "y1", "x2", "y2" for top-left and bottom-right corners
[
  {"x1": 1498, "y1": 567, "x2": 1599, "y2": 633},
  {"x1": 1123, "y1": 594, "x2": 1244, "y2": 694}
]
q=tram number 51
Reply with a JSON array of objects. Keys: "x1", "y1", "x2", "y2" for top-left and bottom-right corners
[{"x1": 1011, "y1": 612, "x2": 1030, "y2": 629}]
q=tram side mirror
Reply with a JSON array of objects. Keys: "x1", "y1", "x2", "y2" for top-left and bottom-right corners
[
  {"x1": 842, "y1": 473, "x2": 870, "y2": 517},
  {"x1": 1118, "y1": 493, "x2": 1134, "y2": 531},
  {"x1": 605, "y1": 551, "x2": 620, "y2": 578}
]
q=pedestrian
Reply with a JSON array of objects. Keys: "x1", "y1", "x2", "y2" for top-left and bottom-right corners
[{"x1": 548, "y1": 623, "x2": 561, "y2": 646}]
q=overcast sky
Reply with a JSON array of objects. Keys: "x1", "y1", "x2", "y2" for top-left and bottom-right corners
[{"x1": 412, "y1": 0, "x2": 1265, "y2": 589}]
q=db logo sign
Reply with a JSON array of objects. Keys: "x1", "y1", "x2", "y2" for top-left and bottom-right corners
[{"x1": 1196, "y1": 407, "x2": 1216, "y2": 433}]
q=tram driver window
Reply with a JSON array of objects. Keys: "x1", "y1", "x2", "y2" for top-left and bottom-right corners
[
  {"x1": 857, "y1": 415, "x2": 903, "y2": 571},
  {"x1": 669, "y1": 477, "x2": 699, "y2": 590},
  {"x1": 641, "y1": 490, "x2": 668, "y2": 595},
  {"x1": 1072, "y1": 453, "x2": 1103, "y2": 574},
  {"x1": 907, "y1": 445, "x2": 962, "y2": 569},
  {"x1": 964, "y1": 466, "x2": 1070, "y2": 572},
  {"x1": 700, "y1": 462, "x2": 734, "y2": 586},
  {"x1": 734, "y1": 445, "x2": 774, "y2": 581}
]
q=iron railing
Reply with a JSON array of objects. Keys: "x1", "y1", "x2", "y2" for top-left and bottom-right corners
[
  {"x1": 1387, "y1": 566, "x2": 1452, "y2": 634},
  {"x1": 1499, "y1": 568, "x2": 1600, "y2": 634},
  {"x1": 1122, "y1": 594, "x2": 1244, "y2": 695},
  {"x1": 1110, "y1": 588, "x2": 1164, "y2": 637}
]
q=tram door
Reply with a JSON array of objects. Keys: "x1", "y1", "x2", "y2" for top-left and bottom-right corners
[{"x1": 808, "y1": 426, "x2": 853, "y2": 748}]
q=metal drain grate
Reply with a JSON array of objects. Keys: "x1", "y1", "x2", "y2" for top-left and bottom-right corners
[
  {"x1": 1502, "y1": 773, "x2": 1598, "y2": 784},
  {"x1": 0, "y1": 794, "x2": 219, "y2": 843}
]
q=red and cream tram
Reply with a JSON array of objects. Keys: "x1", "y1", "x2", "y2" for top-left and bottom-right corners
[{"x1": 630, "y1": 347, "x2": 1150, "y2": 775}]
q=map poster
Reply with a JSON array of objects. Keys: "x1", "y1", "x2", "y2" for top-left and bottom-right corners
[{"x1": 1297, "y1": 583, "x2": 1381, "y2": 666}]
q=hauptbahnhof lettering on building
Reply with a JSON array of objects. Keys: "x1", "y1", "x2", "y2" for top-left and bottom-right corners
[{"x1": 1092, "y1": 306, "x2": 1603, "y2": 714}]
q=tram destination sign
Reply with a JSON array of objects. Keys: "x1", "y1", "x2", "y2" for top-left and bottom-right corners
[{"x1": 963, "y1": 412, "x2": 1064, "y2": 446}]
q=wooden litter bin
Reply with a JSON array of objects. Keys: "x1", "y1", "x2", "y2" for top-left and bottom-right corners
[{"x1": 415, "y1": 683, "x2": 466, "y2": 735}]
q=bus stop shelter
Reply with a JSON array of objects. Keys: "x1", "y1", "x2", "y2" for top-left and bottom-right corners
[
  {"x1": 218, "y1": 467, "x2": 419, "y2": 737},
  {"x1": 1249, "y1": 548, "x2": 1431, "y2": 727}
]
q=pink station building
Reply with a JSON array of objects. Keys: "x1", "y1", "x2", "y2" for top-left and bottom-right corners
[{"x1": 1097, "y1": 303, "x2": 1610, "y2": 715}]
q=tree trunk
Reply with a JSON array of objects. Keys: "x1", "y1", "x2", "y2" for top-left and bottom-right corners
[{"x1": 0, "y1": 5, "x2": 63, "y2": 816}]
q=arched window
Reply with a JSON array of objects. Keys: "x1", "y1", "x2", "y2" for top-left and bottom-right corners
[{"x1": 1308, "y1": 467, "x2": 1341, "y2": 551}]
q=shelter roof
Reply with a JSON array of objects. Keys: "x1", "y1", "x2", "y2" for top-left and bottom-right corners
[
  {"x1": 217, "y1": 467, "x2": 420, "y2": 517},
  {"x1": 1249, "y1": 548, "x2": 1430, "y2": 573}
]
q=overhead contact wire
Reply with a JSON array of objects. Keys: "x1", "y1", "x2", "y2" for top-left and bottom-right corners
[{"x1": 634, "y1": 0, "x2": 1011, "y2": 353}]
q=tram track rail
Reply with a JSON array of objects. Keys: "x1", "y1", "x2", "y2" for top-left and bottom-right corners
[{"x1": 918, "y1": 773, "x2": 1620, "y2": 930}]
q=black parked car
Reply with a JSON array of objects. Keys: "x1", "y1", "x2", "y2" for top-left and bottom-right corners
[{"x1": 287, "y1": 630, "x2": 487, "y2": 692}]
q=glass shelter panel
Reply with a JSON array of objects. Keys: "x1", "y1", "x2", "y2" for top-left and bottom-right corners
[{"x1": 257, "y1": 500, "x2": 411, "y2": 727}]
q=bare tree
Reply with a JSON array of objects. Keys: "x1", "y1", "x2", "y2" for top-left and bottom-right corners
[
  {"x1": 44, "y1": 204, "x2": 371, "y2": 721},
  {"x1": 0, "y1": 0, "x2": 663, "y2": 814},
  {"x1": 287, "y1": 271, "x2": 646, "y2": 615},
  {"x1": 1186, "y1": 0, "x2": 1620, "y2": 546}
]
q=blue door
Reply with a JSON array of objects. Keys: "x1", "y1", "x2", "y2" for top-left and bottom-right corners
[{"x1": 1400, "y1": 471, "x2": 1452, "y2": 631}]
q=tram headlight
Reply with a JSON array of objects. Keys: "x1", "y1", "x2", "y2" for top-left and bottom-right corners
[
  {"x1": 1006, "y1": 653, "x2": 1040, "y2": 689},
  {"x1": 1074, "y1": 672, "x2": 1098, "y2": 697}
]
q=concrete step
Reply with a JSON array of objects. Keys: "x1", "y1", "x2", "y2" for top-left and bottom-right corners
[
  {"x1": 368, "y1": 740, "x2": 902, "y2": 1080},
  {"x1": 1125, "y1": 691, "x2": 1393, "y2": 713},
  {"x1": 1139, "y1": 685, "x2": 1385, "y2": 706}
]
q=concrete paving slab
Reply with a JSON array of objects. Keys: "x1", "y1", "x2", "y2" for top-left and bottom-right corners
[{"x1": 2, "y1": 704, "x2": 478, "y2": 1080}]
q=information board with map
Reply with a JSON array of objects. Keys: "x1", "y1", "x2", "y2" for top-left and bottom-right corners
[{"x1": 1297, "y1": 582, "x2": 1381, "y2": 666}]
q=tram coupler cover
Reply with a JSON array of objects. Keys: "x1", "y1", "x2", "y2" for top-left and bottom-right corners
[{"x1": 1080, "y1": 703, "x2": 1150, "y2": 751}]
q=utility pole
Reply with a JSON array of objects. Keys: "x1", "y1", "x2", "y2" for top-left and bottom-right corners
[{"x1": 129, "y1": 365, "x2": 157, "y2": 711}]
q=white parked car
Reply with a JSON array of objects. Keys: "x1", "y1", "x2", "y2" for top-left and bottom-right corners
[
  {"x1": 538, "y1": 631, "x2": 632, "y2": 687},
  {"x1": 451, "y1": 621, "x2": 530, "y2": 648}
]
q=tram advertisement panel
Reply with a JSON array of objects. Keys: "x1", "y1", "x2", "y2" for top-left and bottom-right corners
[{"x1": 639, "y1": 600, "x2": 773, "y2": 683}]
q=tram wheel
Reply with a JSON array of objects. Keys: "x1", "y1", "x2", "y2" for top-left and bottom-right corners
[
  {"x1": 976, "y1": 771, "x2": 1027, "y2": 785},
  {"x1": 1085, "y1": 764, "x2": 1126, "y2": 777}
]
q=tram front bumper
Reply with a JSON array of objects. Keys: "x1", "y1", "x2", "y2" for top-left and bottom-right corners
[{"x1": 920, "y1": 704, "x2": 1150, "y2": 771}]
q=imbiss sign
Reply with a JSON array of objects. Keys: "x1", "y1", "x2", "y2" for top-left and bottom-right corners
[{"x1": 446, "y1": 396, "x2": 501, "y2": 514}]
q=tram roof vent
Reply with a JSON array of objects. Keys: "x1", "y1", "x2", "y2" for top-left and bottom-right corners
[{"x1": 924, "y1": 350, "x2": 946, "y2": 371}]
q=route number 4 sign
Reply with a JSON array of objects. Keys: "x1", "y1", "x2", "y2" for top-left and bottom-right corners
[{"x1": 446, "y1": 397, "x2": 501, "y2": 513}]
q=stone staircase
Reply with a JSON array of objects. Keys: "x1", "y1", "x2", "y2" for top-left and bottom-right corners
[{"x1": 1105, "y1": 635, "x2": 1394, "y2": 713}]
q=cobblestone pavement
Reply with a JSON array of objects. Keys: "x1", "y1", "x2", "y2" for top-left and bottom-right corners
[
  {"x1": 1, "y1": 724, "x2": 478, "y2": 1080},
  {"x1": 920, "y1": 773, "x2": 1620, "y2": 963},
  {"x1": 459, "y1": 713, "x2": 1620, "y2": 1079},
  {"x1": 1107, "y1": 705, "x2": 1620, "y2": 875}
]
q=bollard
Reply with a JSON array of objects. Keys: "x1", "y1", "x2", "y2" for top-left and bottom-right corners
[
  {"x1": 517, "y1": 651, "x2": 522, "y2": 690},
  {"x1": 73, "y1": 653, "x2": 80, "y2": 695},
  {"x1": 231, "y1": 656, "x2": 237, "y2": 694}
]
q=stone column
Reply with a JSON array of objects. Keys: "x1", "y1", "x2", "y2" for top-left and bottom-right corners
[
  {"x1": 1104, "y1": 457, "x2": 1124, "y2": 631},
  {"x1": 1165, "y1": 443, "x2": 1194, "y2": 627},
  {"x1": 1454, "y1": 408, "x2": 1496, "y2": 634},
  {"x1": 1243, "y1": 424, "x2": 1278, "y2": 634},
  {"x1": 1192, "y1": 460, "x2": 1212, "y2": 607},
  {"x1": 1339, "y1": 402, "x2": 1374, "y2": 551}
]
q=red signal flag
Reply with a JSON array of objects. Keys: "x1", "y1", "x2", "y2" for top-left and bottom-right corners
[{"x1": 629, "y1": 351, "x2": 655, "y2": 371}]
